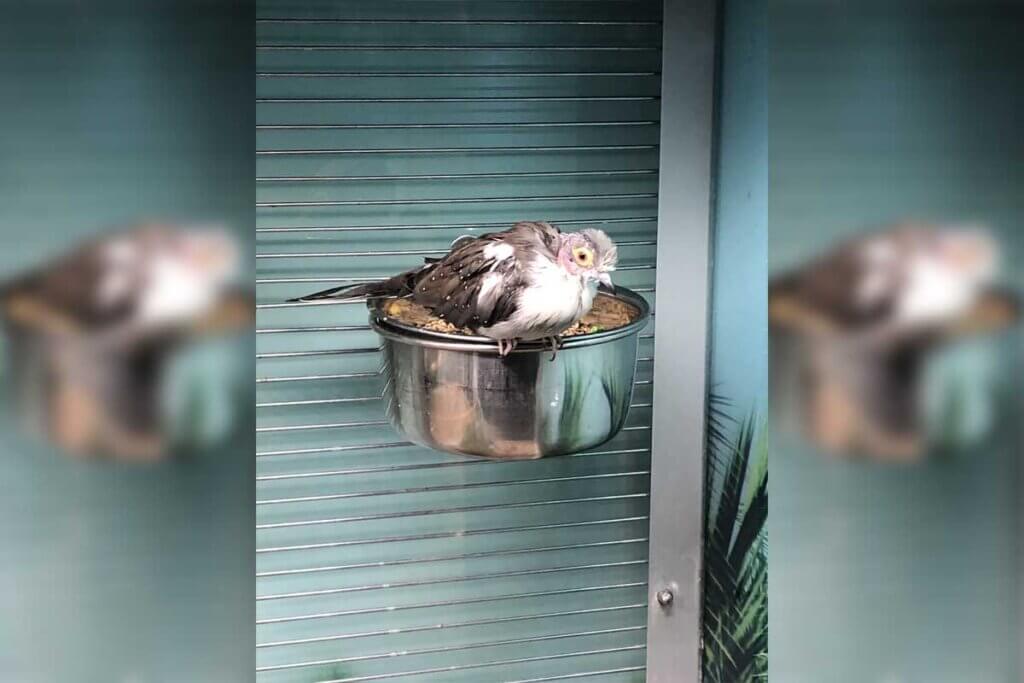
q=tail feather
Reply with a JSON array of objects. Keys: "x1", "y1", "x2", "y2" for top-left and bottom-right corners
[
  {"x1": 287, "y1": 268, "x2": 424, "y2": 303},
  {"x1": 287, "y1": 282, "x2": 381, "y2": 303}
]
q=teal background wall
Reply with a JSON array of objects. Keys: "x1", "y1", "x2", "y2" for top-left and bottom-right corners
[
  {"x1": 769, "y1": 2, "x2": 1022, "y2": 681},
  {"x1": 710, "y1": 0, "x2": 768, "y2": 412},
  {"x1": 702, "y1": 0, "x2": 769, "y2": 679},
  {"x1": 255, "y1": 3, "x2": 660, "y2": 681}
]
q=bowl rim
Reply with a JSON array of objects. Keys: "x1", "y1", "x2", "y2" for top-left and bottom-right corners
[{"x1": 369, "y1": 286, "x2": 651, "y2": 353}]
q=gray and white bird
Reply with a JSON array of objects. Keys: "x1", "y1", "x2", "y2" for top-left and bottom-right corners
[
  {"x1": 777, "y1": 222, "x2": 998, "y2": 331},
  {"x1": 292, "y1": 221, "x2": 619, "y2": 355},
  {"x1": 5, "y1": 223, "x2": 240, "y2": 332}
]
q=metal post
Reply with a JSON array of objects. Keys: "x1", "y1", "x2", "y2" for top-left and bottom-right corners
[{"x1": 646, "y1": 0, "x2": 718, "y2": 679}]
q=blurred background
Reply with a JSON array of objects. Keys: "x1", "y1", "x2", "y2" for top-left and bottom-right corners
[
  {"x1": 769, "y1": 1, "x2": 1022, "y2": 682},
  {"x1": 0, "y1": 1, "x2": 254, "y2": 681}
]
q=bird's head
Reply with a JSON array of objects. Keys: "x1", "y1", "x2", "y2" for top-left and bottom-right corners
[
  {"x1": 174, "y1": 227, "x2": 240, "y2": 284},
  {"x1": 928, "y1": 225, "x2": 999, "y2": 285},
  {"x1": 115, "y1": 224, "x2": 240, "y2": 282},
  {"x1": 861, "y1": 223, "x2": 1000, "y2": 325},
  {"x1": 558, "y1": 228, "x2": 619, "y2": 290}
]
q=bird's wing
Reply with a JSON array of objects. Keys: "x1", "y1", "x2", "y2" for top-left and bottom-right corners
[
  {"x1": 411, "y1": 222, "x2": 561, "y2": 329},
  {"x1": 785, "y1": 235, "x2": 903, "y2": 328},
  {"x1": 4, "y1": 236, "x2": 142, "y2": 328}
]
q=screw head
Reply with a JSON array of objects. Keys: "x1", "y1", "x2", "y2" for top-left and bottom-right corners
[{"x1": 656, "y1": 589, "x2": 674, "y2": 607}]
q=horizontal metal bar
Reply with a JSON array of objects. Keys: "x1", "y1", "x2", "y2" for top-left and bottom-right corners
[
  {"x1": 256, "y1": 369, "x2": 381, "y2": 382},
  {"x1": 259, "y1": 96, "x2": 657, "y2": 104},
  {"x1": 256, "y1": 441, "x2": 408, "y2": 457},
  {"x1": 256, "y1": 363, "x2": 648, "y2": 387},
  {"x1": 257, "y1": 19, "x2": 660, "y2": 26},
  {"x1": 258, "y1": 299, "x2": 364, "y2": 309},
  {"x1": 256, "y1": 419, "x2": 388, "y2": 434},
  {"x1": 258, "y1": 45, "x2": 660, "y2": 52},
  {"x1": 257, "y1": 192, "x2": 657, "y2": 209},
  {"x1": 256, "y1": 245, "x2": 431, "y2": 261},
  {"x1": 257, "y1": 122, "x2": 658, "y2": 133},
  {"x1": 257, "y1": 144, "x2": 656, "y2": 156},
  {"x1": 253, "y1": 391, "x2": 651, "y2": 437},
  {"x1": 257, "y1": 215, "x2": 658, "y2": 233},
  {"x1": 256, "y1": 324, "x2": 368, "y2": 334},
  {"x1": 257, "y1": 515, "x2": 648, "y2": 554},
  {"x1": 256, "y1": 492, "x2": 648, "y2": 530},
  {"x1": 257, "y1": 603, "x2": 645, "y2": 649},
  {"x1": 256, "y1": 347, "x2": 379, "y2": 359},
  {"x1": 258, "y1": 559, "x2": 647, "y2": 601},
  {"x1": 256, "y1": 580, "x2": 647, "y2": 624},
  {"x1": 256, "y1": 239, "x2": 657, "y2": 260},
  {"x1": 321, "y1": 644, "x2": 647, "y2": 683},
  {"x1": 257, "y1": 168, "x2": 658, "y2": 181},
  {"x1": 259, "y1": 625, "x2": 648, "y2": 673},
  {"x1": 255, "y1": 442, "x2": 647, "y2": 466},
  {"x1": 252, "y1": 426, "x2": 646, "y2": 459},
  {"x1": 508, "y1": 667, "x2": 647, "y2": 683},
  {"x1": 278, "y1": 275, "x2": 377, "y2": 283},
  {"x1": 258, "y1": 72, "x2": 659, "y2": 79},
  {"x1": 257, "y1": 468, "x2": 648, "y2": 494},
  {"x1": 256, "y1": 277, "x2": 374, "y2": 284},
  {"x1": 256, "y1": 395, "x2": 382, "y2": 408},
  {"x1": 257, "y1": 538, "x2": 647, "y2": 578},
  {"x1": 254, "y1": 450, "x2": 638, "y2": 489}
]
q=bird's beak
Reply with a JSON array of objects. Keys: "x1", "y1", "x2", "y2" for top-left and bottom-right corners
[{"x1": 597, "y1": 272, "x2": 615, "y2": 293}]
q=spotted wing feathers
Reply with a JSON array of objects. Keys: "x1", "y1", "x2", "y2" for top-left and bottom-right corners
[
  {"x1": 408, "y1": 221, "x2": 560, "y2": 329},
  {"x1": 291, "y1": 221, "x2": 563, "y2": 332}
]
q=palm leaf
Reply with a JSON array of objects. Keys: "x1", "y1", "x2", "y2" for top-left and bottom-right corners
[{"x1": 702, "y1": 395, "x2": 768, "y2": 682}]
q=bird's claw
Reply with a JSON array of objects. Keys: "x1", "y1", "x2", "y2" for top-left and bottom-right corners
[
  {"x1": 545, "y1": 336, "x2": 563, "y2": 361},
  {"x1": 497, "y1": 338, "x2": 518, "y2": 357},
  {"x1": 497, "y1": 337, "x2": 559, "y2": 359}
]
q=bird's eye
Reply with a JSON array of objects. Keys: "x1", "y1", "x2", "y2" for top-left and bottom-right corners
[{"x1": 572, "y1": 247, "x2": 594, "y2": 267}]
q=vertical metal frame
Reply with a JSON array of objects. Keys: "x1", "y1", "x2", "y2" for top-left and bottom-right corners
[{"x1": 646, "y1": 0, "x2": 718, "y2": 679}]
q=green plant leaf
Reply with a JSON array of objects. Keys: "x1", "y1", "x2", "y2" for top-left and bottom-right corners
[{"x1": 702, "y1": 396, "x2": 768, "y2": 683}]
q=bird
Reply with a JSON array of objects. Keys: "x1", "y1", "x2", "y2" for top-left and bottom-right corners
[
  {"x1": 291, "y1": 221, "x2": 619, "y2": 356},
  {"x1": 774, "y1": 222, "x2": 998, "y2": 333},
  {"x1": 3, "y1": 223, "x2": 240, "y2": 333}
]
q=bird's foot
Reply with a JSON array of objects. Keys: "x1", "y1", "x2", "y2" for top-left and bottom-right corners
[
  {"x1": 497, "y1": 338, "x2": 518, "y2": 357},
  {"x1": 544, "y1": 336, "x2": 563, "y2": 361}
]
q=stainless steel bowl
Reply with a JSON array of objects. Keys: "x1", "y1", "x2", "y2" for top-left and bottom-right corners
[{"x1": 370, "y1": 287, "x2": 651, "y2": 459}]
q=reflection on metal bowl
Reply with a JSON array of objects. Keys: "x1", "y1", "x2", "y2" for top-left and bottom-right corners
[{"x1": 370, "y1": 287, "x2": 651, "y2": 459}]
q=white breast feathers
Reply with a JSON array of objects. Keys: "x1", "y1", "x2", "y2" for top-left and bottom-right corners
[{"x1": 480, "y1": 258, "x2": 593, "y2": 341}]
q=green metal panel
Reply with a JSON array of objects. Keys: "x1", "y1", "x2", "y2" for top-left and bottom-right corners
[{"x1": 256, "y1": 3, "x2": 661, "y2": 681}]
